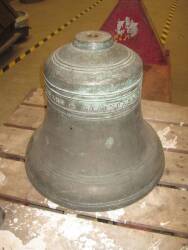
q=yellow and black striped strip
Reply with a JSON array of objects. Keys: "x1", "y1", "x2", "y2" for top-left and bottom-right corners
[
  {"x1": 160, "y1": 0, "x2": 178, "y2": 45},
  {"x1": 0, "y1": 0, "x2": 103, "y2": 76}
]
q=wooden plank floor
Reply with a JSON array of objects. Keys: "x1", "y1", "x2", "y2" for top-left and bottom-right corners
[
  {"x1": 0, "y1": 88, "x2": 188, "y2": 249},
  {"x1": 1, "y1": 199, "x2": 187, "y2": 250}
]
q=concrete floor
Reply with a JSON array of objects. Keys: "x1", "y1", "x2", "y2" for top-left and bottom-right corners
[{"x1": 0, "y1": 0, "x2": 187, "y2": 125}]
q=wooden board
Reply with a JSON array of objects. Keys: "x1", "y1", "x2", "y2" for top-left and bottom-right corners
[
  {"x1": 0, "y1": 126, "x2": 32, "y2": 158},
  {"x1": 23, "y1": 88, "x2": 46, "y2": 106},
  {"x1": 142, "y1": 100, "x2": 188, "y2": 125},
  {"x1": 2, "y1": 103, "x2": 188, "y2": 189},
  {"x1": 0, "y1": 124, "x2": 188, "y2": 187},
  {"x1": 162, "y1": 152, "x2": 188, "y2": 186},
  {"x1": 0, "y1": 123, "x2": 188, "y2": 187},
  {"x1": 0, "y1": 158, "x2": 43, "y2": 203},
  {"x1": 4, "y1": 104, "x2": 188, "y2": 153},
  {"x1": 23, "y1": 88, "x2": 188, "y2": 124},
  {"x1": 1, "y1": 199, "x2": 187, "y2": 250},
  {"x1": 0, "y1": 158, "x2": 188, "y2": 234},
  {"x1": 150, "y1": 122, "x2": 188, "y2": 152},
  {"x1": 0, "y1": 88, "x2": 188, "y2": 246},
  {"x1": 5, "y1": 105, "x2": 45, "y2": 130}
]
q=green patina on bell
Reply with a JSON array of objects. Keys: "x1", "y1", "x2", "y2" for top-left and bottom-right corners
[{"x1": 26, "y1": 31, "x2": 164, "y2": 212}]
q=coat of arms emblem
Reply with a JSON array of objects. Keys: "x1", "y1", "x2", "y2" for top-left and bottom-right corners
[{"x1": 114, "y1": 17, "x2": 138, "y2": 41}]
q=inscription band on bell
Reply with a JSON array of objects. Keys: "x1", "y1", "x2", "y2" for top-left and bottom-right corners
[{"x1": 45, "y1": 78, "x2": 142, "y2": 119}]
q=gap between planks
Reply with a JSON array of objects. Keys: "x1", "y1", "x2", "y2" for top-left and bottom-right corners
[{"x1": 0, "y1": 192, "x2": 187, "y2": 240}]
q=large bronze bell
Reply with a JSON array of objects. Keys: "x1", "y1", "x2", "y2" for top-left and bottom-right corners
[{"x1": 26, "y1": 31, "x2": 164, "y2": 212}]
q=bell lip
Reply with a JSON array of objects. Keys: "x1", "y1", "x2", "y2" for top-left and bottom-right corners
[{"x1": 25, "y1": 161, "x2": 164, "y2": 212}]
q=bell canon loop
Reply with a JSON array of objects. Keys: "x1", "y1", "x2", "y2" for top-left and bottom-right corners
[{"x1": 26, "y1": 30, "x2": 165, "y2": 212}]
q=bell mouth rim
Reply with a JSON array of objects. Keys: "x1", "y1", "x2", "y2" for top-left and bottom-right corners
[{"x1": 25, "y1": 159, "x2": 164, "y2": 212}]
